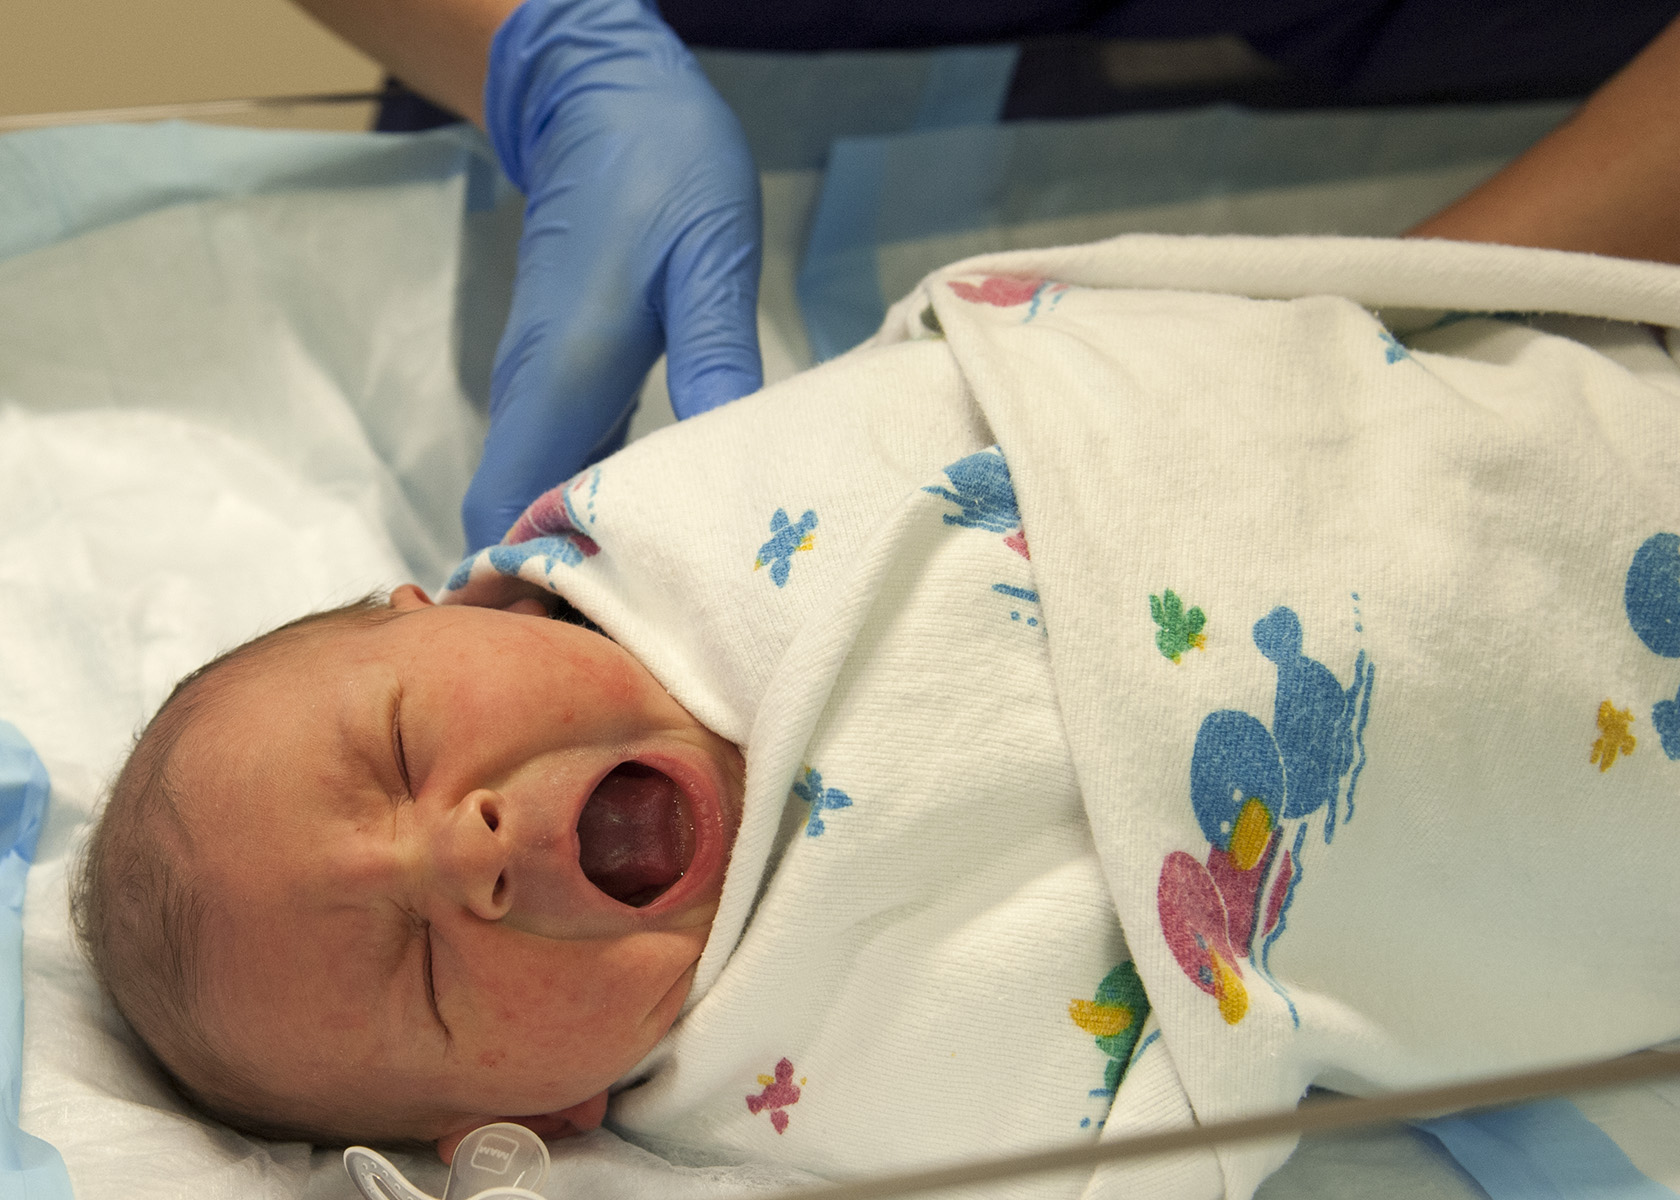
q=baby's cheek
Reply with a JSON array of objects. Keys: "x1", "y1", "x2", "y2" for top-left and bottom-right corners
[
  {"x1": 465, "y1": 952, "x2": 573, "y2": 1028},
  {"x1": 499, "y1": 943, "x2": 684, "y2": 1064},
  {"x1": 465, "y1": 942, "x2": 624, "y2": 1035}
]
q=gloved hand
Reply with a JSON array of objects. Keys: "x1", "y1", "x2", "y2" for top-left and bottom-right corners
[{"x1": 464, "y1": 0, "x2": 762, "y2": 550}]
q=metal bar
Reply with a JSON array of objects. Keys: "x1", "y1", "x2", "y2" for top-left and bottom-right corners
[
  {"x1": 0, "y1": 91, "x2": 390, "y2": 133},
  {"x1": 756, "y1": 1048, "x2": 1680, "y2": 1200}
]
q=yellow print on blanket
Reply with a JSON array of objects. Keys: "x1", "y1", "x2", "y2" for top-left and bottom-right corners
[{"x1": 1591, "y1": 701, "x2": 1637, "y2": 772}]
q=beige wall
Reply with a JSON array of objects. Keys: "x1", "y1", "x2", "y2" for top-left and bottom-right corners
[{"x1": 1, "y1": 0, "x2": 384, "y2": 130}]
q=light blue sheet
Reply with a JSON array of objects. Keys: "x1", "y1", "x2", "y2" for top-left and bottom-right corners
[
  {"x1": 797, "y1": 101, "x2": 1575, "y2": 358},
  {"x1": 1417, "y1": 1101, "x2": 1680, "y2": 1200},
  {"x1": 0, "y1": 121, "x2": 506, "y2": 269},
  {"x1": 0, "y1": 722, "x2": 71, "y2": 1199}
]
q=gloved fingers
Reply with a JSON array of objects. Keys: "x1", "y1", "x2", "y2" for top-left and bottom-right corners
[
  {"x1": 460, "y1": 396, "x2": 636, "y2": 552},
  {"x1": 469, "y1": 0, "x2": 767, "y2": 550},
  {"x1": 464, "y1": 282, "x2": 660, "y2": 551},
  {"x1": 662, "y1": 201, "x2": 764, "y2": 420}
]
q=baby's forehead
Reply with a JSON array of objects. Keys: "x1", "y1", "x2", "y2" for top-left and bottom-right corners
[{"x1": 165, "y1": 626, "x2": 392, "y2": 807}]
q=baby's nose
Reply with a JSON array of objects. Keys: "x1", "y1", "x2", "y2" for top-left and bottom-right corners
[{"x1": 432, "y1": 789, "x2": 511, "y2": 921}]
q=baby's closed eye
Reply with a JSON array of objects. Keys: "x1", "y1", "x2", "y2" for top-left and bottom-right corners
[
  {"x1": 411, "y1": 912, "x2": 450, "y2": 1038},
  {"x1": 390, "y1": 689, "x2": 415, "y2": 801}
]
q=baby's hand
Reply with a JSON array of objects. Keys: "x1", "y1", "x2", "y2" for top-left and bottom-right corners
[
  {"x1": 500, "y1": 596, "x2": 553, "y2": 618},
  {"x1": 431, "y1": 576, "x2": 562, "y2": 616}
]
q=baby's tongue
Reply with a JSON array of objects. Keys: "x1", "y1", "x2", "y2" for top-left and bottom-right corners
[{"x1": 577, "y1": 763, "x2": 689, "y2": 907}]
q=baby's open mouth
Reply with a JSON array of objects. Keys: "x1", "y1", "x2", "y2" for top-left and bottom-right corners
[{"x1": 577, "y1": 762, "x2": 695, "y2": 907}]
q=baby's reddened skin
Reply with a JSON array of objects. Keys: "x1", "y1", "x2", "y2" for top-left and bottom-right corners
[{"x1": 76, "y1": 587, "x2": 745, "y2": 1160}]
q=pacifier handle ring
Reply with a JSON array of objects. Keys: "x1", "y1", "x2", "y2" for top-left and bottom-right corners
[{"x1": 343, "y1": 1145, "x2": 440, "y2": 1200}]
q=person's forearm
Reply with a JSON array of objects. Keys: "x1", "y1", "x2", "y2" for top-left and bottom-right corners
[
  {"x1": 1407, "y1": 13, "x2": 1680, "y2": 265},
  {"x1": 291, "y1": 0, "x2": 522, "y2": 125}
]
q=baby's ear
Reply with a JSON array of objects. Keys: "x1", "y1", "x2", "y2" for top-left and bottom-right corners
[
  {"x1": 389, "y1": 584, "x2": 434, "y2": 612},
  {"x1": 435, "y1": 1093, "x2": 609, "y2": 1163}
]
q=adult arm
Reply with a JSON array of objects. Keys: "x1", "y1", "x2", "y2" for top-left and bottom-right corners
[
  {"x1": 292, "y1": 0, "x2": 764, "y2": 551},
  {"x1": 1407, "y1": 12, "x2": 1680, "y2": 265},
  {"x1": 290, "y1": 0, "x2": 514, "y2": 125}
]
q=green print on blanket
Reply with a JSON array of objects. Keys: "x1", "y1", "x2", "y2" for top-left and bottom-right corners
[
  {"x1": 1150, "y1": 589, "x2": 1206, "y2": 662},
  {"x1": 1068, "y1": 961, "x2": 1150, "y2": 1101}
]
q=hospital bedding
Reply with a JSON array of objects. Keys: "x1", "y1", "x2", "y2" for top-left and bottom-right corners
[
  {"x1": 449, "y1": 232, "x2": 1680, "y2": 1200},
  {"x1": 1, "y1": 98, "x2": 1677, "y2": 1200}
]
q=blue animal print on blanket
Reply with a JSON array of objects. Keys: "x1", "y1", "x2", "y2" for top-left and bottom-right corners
[
  {"x1": 1626, "y1": 533, "x2": 1680, "y2": 659},
  {"x1": 925, "y1": 447, "x2": 1033, "y2": 562},
  {"x1": 756, "y1": 508, "x2": 817, "y2": 588},
  {"x1": 1624, "y1": 532, "x2": 1680, "y2": 759},
  {"x1": 1252, "y1": 607, "x2": 1373, "y2": 835},
  {"x1": 792, "y1": 767, "x2": 852, "y2": 836},
  {"x1": 924, "y1": 449, "x2": 1020, "y2": 533},
  {"x1": 1157, "y1": 606, "x2": 1374, "y2": 1028}
]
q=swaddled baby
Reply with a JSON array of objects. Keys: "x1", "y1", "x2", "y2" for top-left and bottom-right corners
[
  {"x1": 75, "y1": 238, "x2": 1680, "y2": 1200},
  {"x1": 75, "y1": 322, "x2": 1133, "y2": 1186}
]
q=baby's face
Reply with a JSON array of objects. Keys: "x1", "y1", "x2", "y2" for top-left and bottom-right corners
[{"x1": 175, "y1": 587, "x2": 744, "y2": 1155}]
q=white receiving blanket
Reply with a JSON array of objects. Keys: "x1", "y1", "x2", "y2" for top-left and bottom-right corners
[
  {"x1": 444, "y1": 234, "x2": 1680, "y2": 1200},
  {"x1": 449, "y1": 419, "x2": 1150, "y2": 1194}
]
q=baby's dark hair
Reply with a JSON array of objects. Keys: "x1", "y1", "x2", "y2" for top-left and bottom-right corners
[{"x1": 69, "y1": 593, "x2": 403, "y2": 1141}]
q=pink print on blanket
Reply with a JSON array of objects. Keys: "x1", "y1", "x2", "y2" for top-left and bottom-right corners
[
  {"x1": 746, "y1": 1058, "x2": 804, "y2": 1134},
  {"x1": 947, "y1": 275, "x2": 1069, "y2": 323},
  {"x1": 503, "y1": 467, "x2": 601, "y2": 559}
]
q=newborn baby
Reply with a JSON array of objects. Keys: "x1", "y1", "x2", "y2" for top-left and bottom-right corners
[
  {"x1": 77, "y1": 330, "x2": 1133, "y2": 1192},
  {"x1": 74, "y1": 238, "x2": 1680, "y2": 1200},
  {"x1": 74, "y1": 585, "x2": 746, "y2": 1157}
]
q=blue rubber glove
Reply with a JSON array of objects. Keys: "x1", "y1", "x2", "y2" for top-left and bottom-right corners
[{"x1": 465, "y1": 0, "x2": 762, "y2": 550}]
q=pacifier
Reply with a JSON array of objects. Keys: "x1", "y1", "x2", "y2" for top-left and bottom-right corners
[{"x1": 344, "y1": 1122, "x2": 551, "y2": 1200}]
